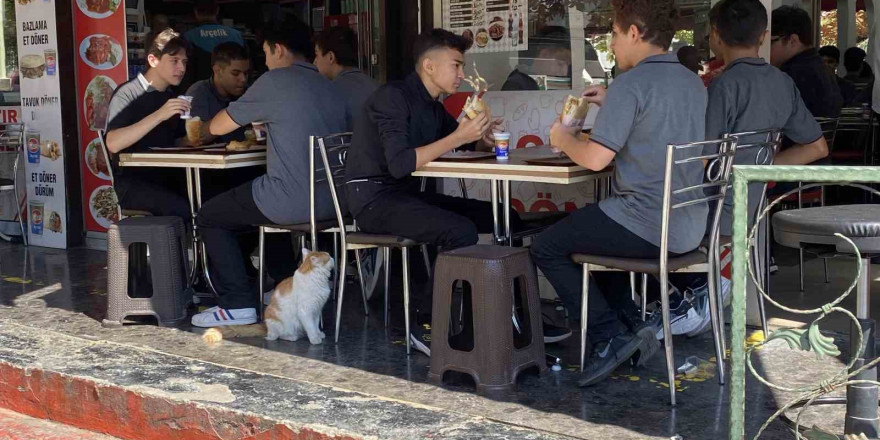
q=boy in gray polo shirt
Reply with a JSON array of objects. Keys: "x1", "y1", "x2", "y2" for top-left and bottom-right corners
[
  {"x1": 191, "y1": 19, "x2": 347, "y2": 328},
  {"x1": 531, "y1": 0, "x2": 708, "y2": 386}
]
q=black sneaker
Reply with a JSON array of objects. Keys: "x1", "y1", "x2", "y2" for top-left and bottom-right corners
[
  {"x1": 409, "y1": 323, "x2": 431, "y2": 357},
  {"x1": 543, "y1": 322, "x2": 572, "y2": 343},
  {"x1": 578, "y1": 332, "x2": 644, "y2": 387}
]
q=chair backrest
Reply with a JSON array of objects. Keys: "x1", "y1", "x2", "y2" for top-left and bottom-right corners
[
  {"x1": 815, "y1": 117, "x2": 839, "y2": 151},
  {"x1": 0, "y1": 123, "x2": 24, "y2": 175},
  {"x1": 724, "y1": 129, "x2": 783, "y2": 223},
  {"x1": 659, "y1": 137, "x2": 738, "y2": 274},
  {"x1": 310, "y1": 133, "x2": 352, "y2": 250}
]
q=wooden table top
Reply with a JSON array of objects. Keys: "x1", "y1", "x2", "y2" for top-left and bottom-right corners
[
  {"x1": 118, "y1": 148, "x2": 267, "y2": 170},
  {"x1": 412, "y1": 146, "x2": 612, "y2": 184}
]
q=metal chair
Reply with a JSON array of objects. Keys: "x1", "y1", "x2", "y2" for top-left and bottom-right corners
[
  {"x1": 571, "y1": 136, "x2": 739, "y2": 406},
  {"x1": 256, "y1": 134, "x2": 358, "y2": 320},
  {"x1": 0, "y1": 124, "x2": 25, "y2": 245},
  {"x1": 317, "y1": 133, "x2": 425, "y2": 354}
]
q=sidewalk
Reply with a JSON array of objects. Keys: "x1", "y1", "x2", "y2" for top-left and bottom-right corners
[{"x1": 0, "y1": 408, "x2": 121, "y2": 440}]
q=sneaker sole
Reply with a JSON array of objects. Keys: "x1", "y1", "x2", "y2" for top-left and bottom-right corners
[
  {"x1": 544, "y1": 331, "x2": 572, "y2": 344},
  {"x1": 191, "y1": 318, "x2": 258, "y2": 328},
  {"x1": 409, "y1": 334, "x2": 431, "y2": 357},
  {"x1": 578, "y1": 336, "x2": 643, "y2": 387},
  {"x1": 632, "y1": 327, "x2": 661, "y2": 368}
]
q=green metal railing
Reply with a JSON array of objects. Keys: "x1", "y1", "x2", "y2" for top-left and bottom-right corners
[{"x1": 730, "y1": 165, "x2": 880, "y2": 440}]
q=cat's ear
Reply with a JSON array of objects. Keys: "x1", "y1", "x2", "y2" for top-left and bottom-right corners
[{"x1": 302, "y1": 248, "x2": 310, "y2": 258}]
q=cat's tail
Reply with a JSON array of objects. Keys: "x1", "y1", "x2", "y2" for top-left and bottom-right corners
[{"x1": 203, "y1": 323, "x2": 268, "y2": 344}]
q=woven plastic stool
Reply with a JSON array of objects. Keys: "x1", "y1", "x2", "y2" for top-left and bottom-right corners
[
  {"x1": 102, "y1": 216, "x2": 190, "y2": 328},
  {"x1": 428, "y1": 245, "x2": 547, "y2": 393}
]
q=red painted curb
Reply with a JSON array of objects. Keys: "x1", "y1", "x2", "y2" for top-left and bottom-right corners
[{"x1": 0, "y1": 361, "x2": 359, "y2": 440}]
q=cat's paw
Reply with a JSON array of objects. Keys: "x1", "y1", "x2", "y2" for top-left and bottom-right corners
[
  {"x1": 308, "y1": 335, "x2": 324, "y2": 345},
  {"x1": 265, "y1": 334, "x2": 279, "y2": 341},
  {"x1": 203, "y1": 329, "x2": 223, "y2": 344}
]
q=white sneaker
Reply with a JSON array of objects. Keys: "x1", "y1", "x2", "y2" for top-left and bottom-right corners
[
  {"x1": 655, "y1": 303, "x2": 704, "y2": 340},
  {"x1": 191, "y1": 307, "x2": 257, "y2": 327}
]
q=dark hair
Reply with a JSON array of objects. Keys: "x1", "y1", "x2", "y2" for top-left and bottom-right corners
[
  {"x1": 261, "y1": 18, "x2": 314, "y2": 60},
  {"x1": 315, "y1": 27, "x2": 359, "y2": 68},
  {"x1": 413, "y1": 29, "x2": 469, "y2": 65},
  {"x1": 148, "y1": 28, "x2": 188, "y2": 60},
  {"x1": 193, "y1": 0, "x2": 218, "y2": 17},
  {"x1": 844, "y1": 47, "x2": 867, "y2": 73},
  {"x1": 818, "y1": 45, "x2": 840, "y2": 62},
  {"x1": 611, "y1": 0, "x2": 678, "y2": 49},
  {"x1": 211, "y1": 42, "x2": 248, "y2": 67},
  {"x1": 709, "y1": 0, "x2": 767, "y2": 48},
  {"x1": 771, "y1": 6, "x2": 813, "y2": 46}
]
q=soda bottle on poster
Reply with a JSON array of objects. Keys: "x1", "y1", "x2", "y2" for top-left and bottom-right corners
[
  {"x1": 518, "y1": 13, "x2": 524, "y2": 45},
  {"x1": 508, "y1": 12, "x2": 513, "y2": 39}
]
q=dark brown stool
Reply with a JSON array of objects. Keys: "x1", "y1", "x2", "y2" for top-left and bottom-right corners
[{"x1": 428, "y1": 245, "x2": 546, "y2": 393}]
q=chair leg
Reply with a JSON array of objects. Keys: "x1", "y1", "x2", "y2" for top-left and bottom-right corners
[
  {"x1": 332, "y1": 233, "x2": 339, "y2": 301},
  {"x1": 384, "y1": 247, "x2": 390, "y2": 328},
  {"x1": 298, "y1": 234, "x2": 307, "y2": 258},
  {"x1": 335, "y1": 248, "x2": 349, "y2": 343},
  {"x1": 580, "y1": 264, "x2": 590, "y2": 372},
  {"x1": 715, "y1": 243, "x2": 727, "y2": 357},
  {"x1": 353, "y1": 249, "x2": 370, "y2": 316},
  {"x1": 630, "y1": 272, "x2": 637, "y2": 304},
  {"x1": 798, "y1": 248, "x2": 805, "y2": 292},
  {"x1": 421, "y1": 244, "x2": 432, "y2": 275},
  {"x1": 258, "y1": 227, "x2": 265, "y2": 322},
  {"x1": 641, "y1": 273, "x2": 648, "y2": 321},
  {"x1": 659, "y1": 272, "x2": 677, "y2": 406},
  {"x1": 823, "y1": 258, "x2": 830, "y2": 283},
  {"x1": 706, "y1": 255, "x2": 725, "y2": 385},
  {"x1": 402, "y1": 247, "x2": 412, "y2": 355}
]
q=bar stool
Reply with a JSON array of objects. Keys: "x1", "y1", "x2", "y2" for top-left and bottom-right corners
[{"x1": 773, "y1": 204, "x2": 880, "y2": 437}]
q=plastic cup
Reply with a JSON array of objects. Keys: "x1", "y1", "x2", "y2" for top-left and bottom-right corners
[
  {"x1": 494, "y1": 132, "x2": 511, "y2": 160},
  {"x1": 178, "y1": 95, "x2": 193, "y2": 119},
  {"x1": 30, "y1": 201, "x2": 43, "y2": 235}
]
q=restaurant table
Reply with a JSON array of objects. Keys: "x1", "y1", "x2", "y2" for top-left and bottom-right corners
[
  {"x1": 412, "y1": 146, "x2": 613, "y2": 245},
  {"x1": 118, "y1": 147, "x2": 267, "y2": 294}
]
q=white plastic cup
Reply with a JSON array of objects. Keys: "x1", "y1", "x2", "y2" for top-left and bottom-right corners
[
  {"x1": 178, "y1": 95, "x2": 194, "y2": 119},
  {"x1": 494, "y1": 132, "x2": 511, "y2": 160}
]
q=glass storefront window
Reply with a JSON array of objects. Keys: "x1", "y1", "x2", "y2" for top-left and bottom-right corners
[
  {"x1": 0, "y1": 0, "x2": 18, "y2": 97},
  {"x1": 444, "y1": 0, "x2": 711, "y2": 92}
]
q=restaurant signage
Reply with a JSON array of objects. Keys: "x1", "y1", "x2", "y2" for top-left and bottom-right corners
[
  {"x1": 73, "y1": 0, "x2": 127, "y2": 234},
  {"x1": 443, "y1": 0, "x2": 529, "y2": 53},
  {"x1": 15, "y1": 0, "x2": 67, "y2": 248}
]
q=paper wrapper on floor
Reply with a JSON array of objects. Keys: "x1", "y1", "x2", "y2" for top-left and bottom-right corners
[
  {"x1": 560, "y1": 95, "x2": 591, "y2": 129},
  {"x1": 185, "y1": 117, "x2": 202, "y2": 145},
  {"x1": 40, "y1": 141, "x2": 61, "y2": 161}
]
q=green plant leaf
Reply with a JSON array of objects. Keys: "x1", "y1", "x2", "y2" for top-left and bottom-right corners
[
  {"x1": 767, "y1": 328, "x2": 809, "y2": 351},
  {"x1": 809, "y1": 323, "x2": 841, "y2": 359},
  {"x1": 767, "y1": 325, "x2": 840, "y2": 359}
]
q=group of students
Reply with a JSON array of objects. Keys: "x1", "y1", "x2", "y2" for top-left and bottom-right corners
[{"x1": 106, "y1": 0, "x2": 834, "y2": 386}]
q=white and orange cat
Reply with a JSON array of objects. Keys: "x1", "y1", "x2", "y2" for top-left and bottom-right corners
[{"x1": 203, "y1": 249, "x2": 334, "y2": 345}]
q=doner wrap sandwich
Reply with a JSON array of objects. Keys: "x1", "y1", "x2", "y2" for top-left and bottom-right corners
[
  {"x1": 462, "y1": 63, "x2": 489, "y2": 119},
  {"x1": 560, "y1": 95, "x2": 591, "y2": 129}
]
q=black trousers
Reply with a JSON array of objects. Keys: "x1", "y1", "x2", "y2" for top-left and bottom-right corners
[
  {"x1": 530, "y1": 203, "x2": 671, "y2": 343},
  {"x1": 197, "y1": 181, "x2": 296, "y2": 309},
  {"x1": 348, "y1": 182, "x2": 522, "y2": 312},
  {"x1": 115, "y1": 172, "x2": 191, "y2": 221}
]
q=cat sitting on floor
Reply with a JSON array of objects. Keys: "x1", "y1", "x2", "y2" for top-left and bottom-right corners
[{"x1": 203, "y1": 249, "x2": 334, "y2": 345}]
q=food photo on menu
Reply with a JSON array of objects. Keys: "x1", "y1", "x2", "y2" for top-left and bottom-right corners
[
  {"x1": 20, "y1": 54, "x2": 46, "y2": 79},
  {"x1": 77, "y1": 0, "x2": 121, "y2": 18},
  {"x1": 81, "y1": 34, "x2": 123, "y2": 70},
  {"x1": 84, "y1": 75, "x2": 116, "y2": 131}
]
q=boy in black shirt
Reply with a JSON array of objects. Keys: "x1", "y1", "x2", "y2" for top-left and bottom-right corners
[{"x1": 105, "y1": 29, "x2": 193, "y2": 219}]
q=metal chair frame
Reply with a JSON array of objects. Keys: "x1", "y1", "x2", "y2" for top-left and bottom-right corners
[
  {"x1": 317, "y1": 133, "x2": 424, "y2": 354},
  {"x1": 0, "y1": 123, "x2": 26, "y2": 245},
  {"x1": 575, "y1": 136, "x2": 739, "y2": 406}
]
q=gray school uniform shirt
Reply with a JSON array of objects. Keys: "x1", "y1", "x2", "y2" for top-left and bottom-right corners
[
  {"x1": 333, "y1": 69, "x2": 379, "y2": 130},
  {"x1": 705, "y1": 57, "x2": 823, "y2": 235},
  {"x1": 226, "y1": 61, "x2": 347, "y2": 224},
  {"x1": 591, "y1": 53, "x2": 709, "y2": 254}
]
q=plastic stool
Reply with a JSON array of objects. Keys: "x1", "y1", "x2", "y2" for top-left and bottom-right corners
[
  {"x1": 428, "y1": 245, "x2": 546, "y2": 393},
  {"x1": 103, "y1": 217, "x2": 190, "y2": 327}
]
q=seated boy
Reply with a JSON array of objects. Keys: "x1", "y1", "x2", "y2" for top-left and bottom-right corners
[
  {"x1": 105, "y1": 29, "x2": 193, "y2": 220},
  {"x1": 531, "y1": 0, "x2": 709, "y2": 386}
]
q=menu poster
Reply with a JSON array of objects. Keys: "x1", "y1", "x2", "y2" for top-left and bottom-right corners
[
  {"x1": 73, "y1": 0, "x2": 127, "y2": 234},
  {"x1": 15, "y1": 0, "x2": 67, "y2": 248},
  {"x1": 443, "y1": 0, "x2": 529, "y2": 53}
]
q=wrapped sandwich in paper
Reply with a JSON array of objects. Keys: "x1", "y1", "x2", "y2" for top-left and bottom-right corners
[
  {"x1": 462, "y1": 63, "x2": 490, "y2": 119},
  {"x1": 560, "y1": 95, "x2": 591, "y2": 129},
  {"x1": 40, "y1": 140, "x2": 61, "y2": 161}
]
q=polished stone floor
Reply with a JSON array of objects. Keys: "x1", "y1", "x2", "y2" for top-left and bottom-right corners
[{"x1": 0, "y1": 238, "x2": 875, "y2": 439}]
